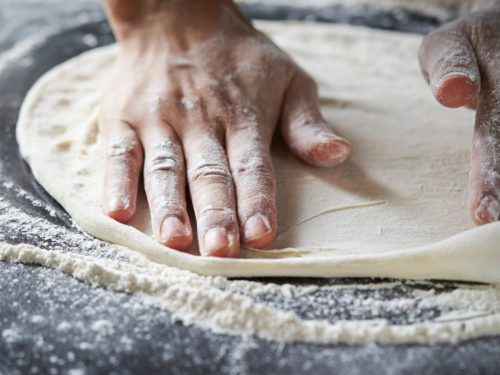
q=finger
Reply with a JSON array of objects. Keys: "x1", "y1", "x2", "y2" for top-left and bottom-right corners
[
  {"x1": 102, "y1": 121, "x2": 143, "y2": 223},
  {"x1": 280, "y1": 72, "x2": 351, "y2": 168},
  {"x1": 469, "y1": 58, "x2": 500, "y2": 225},
  {"x1": 418, "y1": 22, "x2": 480, "y2": 109},
  {"x1": 227, "y1": 123, "x2": 276, "y2": 248},
  {"x1": 183, "y1": 131, "x2": 239, "y2": 257},
  {"x1": 140, "y1": 123, "x2": 192, "y2": 251}
]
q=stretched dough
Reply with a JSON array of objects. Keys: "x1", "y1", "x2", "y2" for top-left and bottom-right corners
[{"x1": 16, "y1": 22, "x2": 500, "y2": 283}]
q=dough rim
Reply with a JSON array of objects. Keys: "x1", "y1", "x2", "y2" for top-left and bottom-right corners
[{"x1": 16, "y1": 27, "x2": 500, "y2": 284}]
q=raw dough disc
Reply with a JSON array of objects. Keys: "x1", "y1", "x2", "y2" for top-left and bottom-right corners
[{"x1": 16, "y1": 21, "x2": 500, "y2": 283}]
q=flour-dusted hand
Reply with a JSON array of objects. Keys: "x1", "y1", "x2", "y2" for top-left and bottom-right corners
[
  {"x1": 99, "y1": 0, "x2": 351, "y2": 257},
  {"x1": 418, "y1": 2, "x2": 500, "y2": 225}
]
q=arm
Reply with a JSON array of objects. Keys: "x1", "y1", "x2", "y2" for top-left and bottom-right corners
[
  {"x1": 99, "y1": 0, "x2": 351, "y2": 256},
  {"x1": 473, "y1": 0, "x2": 500, "y2": 9},
  {"x1": 419, "y1": 0, "x2": 500, "y2": 225}
]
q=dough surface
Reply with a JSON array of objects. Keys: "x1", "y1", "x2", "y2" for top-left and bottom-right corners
[{"x1": 16, "y1": 22, "x2": 500, "y2": 283}]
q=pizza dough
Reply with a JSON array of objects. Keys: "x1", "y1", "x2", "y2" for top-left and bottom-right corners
[{"x1": 16, "y1": 22, "x2": 500, "y2": 283}]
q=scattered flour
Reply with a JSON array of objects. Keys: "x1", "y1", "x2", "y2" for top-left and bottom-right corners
[
  {"x1": 3, "y1": 187, "x2": 500, "y2": 346},
  {"x1": 181, "y1": 97, "x2": 195, "y2": 110},
  {"x1": 81, "y1": 33, "x2": 98, "y2": 48},
  {"x1": 2, "y1": 234, "x2": 500, "y2": 345},
  {"x1": 2, "y1": 0, "x2": 500, "y2": 352},
  {"x1": 148, "y1": 95, "x2": 162, "y2": 115},
  {"x1": 0, "y1": 33, "x2": 52, "y2": 77},
  {"x1": 239, "y1": 0, "x2": 474, "y2": 22}
]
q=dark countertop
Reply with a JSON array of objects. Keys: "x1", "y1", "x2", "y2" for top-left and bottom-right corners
[{"x1": 1, "y1": 1, "x2": 499, "y2": 374}]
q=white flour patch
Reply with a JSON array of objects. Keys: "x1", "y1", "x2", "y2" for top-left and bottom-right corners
[
  {"x1": 0, "y1": 33, "x2": 52, "y2": 77},
  {"x1": 2, "y1": 241, "x2": 500, "y2": 345},
  {"x1": 181, "y1": 97, "x2": 195, "y2": 110},
  {"x1": 81, "y1": 33, "x2": 98, "y2": 48},
  {"x1": 148, "y1": 95, "x2": 162, "y2": 115}
]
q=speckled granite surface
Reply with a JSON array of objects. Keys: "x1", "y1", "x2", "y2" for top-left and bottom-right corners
[{"x1": 1, "y1": 2, "x2": 499, "y2": 374}]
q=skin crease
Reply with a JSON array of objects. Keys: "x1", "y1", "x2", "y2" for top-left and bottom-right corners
[{"x1": 100, "y1": 0, "x2": 500, "y2": 258}]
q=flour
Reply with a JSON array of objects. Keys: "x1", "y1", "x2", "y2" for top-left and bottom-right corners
[
  {"x1": 181, "y1": 97, "x2": 195, "y2": 110},
  {"x1": 2, "y1": 172, "x2": 500, "y2": 346},
  {"x1": 0, "y1": 193, "x2": 125, "y2": 262},
  {"x1": 148, "y1": 95, "x2": 162, "y2": 115},
  {"x1": 3, "y1": 240, "x2": 500, "y2": 345},
  {"x1": 0, "y1": 0, "x2": 104, "y2": 79},
  {"x1": 2, "y1": 327, "x2": 23, "y2": 344},
  {"x1": 81, "y1": 33, "x2": 99, "y2": 48},
  {"x1": 0, "y1": 34, "x2": 51, "y2": 77},
  {"x1": 5, "y1": 16, "x2": 500, "y2": 347},
  {"x1": 2, "y1": 185, "x2": 500, "y2": 346},
  {"x1": 18, "y1": 25, "x2": 500, "y2": 282}
]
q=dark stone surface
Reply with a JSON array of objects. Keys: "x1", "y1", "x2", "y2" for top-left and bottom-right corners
[{"x1": 1, "y1": 2, "x2": 499, "y2": 374}]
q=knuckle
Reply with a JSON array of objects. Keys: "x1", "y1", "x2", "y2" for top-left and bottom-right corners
[
  {"x1": 421, "y1": 29, "x2": 437, "y2": 48},
  {"x1": 419, "y1": 27, "x2": 452, "y2": 61},
  {"x1": 107, "y1": 134, "x2": 141, "y2": 161},
  {"x1": 231, "y1": 120, "x2": 257, "y2": 134},
  {"x1": 198, "y1": 206, "x2": 237, "y2": 227},
  {"x1": 232, "y1": 153, "x2": 274, "y2": 186},
  {"x1": 151, "y1": 197, "x2": 186, "y2": 218},
  {"x1": 188, "y1": 163, "x2": 232, "y2": 185},
  {"x1": 146, "y1": 139, "x2": 183, "y2": 175},
  {"x1": 221, "y1": 81, "x2": 244, "y2": 101},
  {"x1": 418, "y1": 35, "x2": 431, "y2": 63},
  {"x1": 230, "y1": 109, "x2": 261, "y2": 133},
  {"x1": 200, "y1": 206, "x2": 235, "y2": 218},
  {"x1": 234, "y1": 160, "x2": 271, "y2": 179},
  {"x1": 148, "y1": 154, "x2": 180, "y2": 174},
  {"x1": 241, "y1": 193, "x2": 276, "y2": 210},
  {"x1": 295, "y1": 71, "x2": 317, "y2": 91}
]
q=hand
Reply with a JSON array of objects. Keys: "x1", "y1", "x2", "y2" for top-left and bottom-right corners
[
  {"x1": 418, "y1": 6, "x2": 500, "y2": 225},
  {"x1": 99, "y1": 0, "x2": 351, "y2": 257}
]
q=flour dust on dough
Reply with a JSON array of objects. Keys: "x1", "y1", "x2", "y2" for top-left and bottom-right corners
[{"x1": 16, "y1": 21, "x2": 500, "y2": 283}]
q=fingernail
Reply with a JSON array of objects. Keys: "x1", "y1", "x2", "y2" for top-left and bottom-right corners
[
  {"x1": 320, "y1": 137, "x2": 351, "y2": 167},
  {"x1": 332, "y1": 138, "x2": 351, "y2": 159},
  {"x1": 475, "y1": 195, "x2": 500, "y2": 224},
  {"x1": 161, "y1": 217, "x2": 190, "y2": 242},
  {"x1": 244, "y1": 214, "x2": 271, "y2": 242},
  {"x1": 433, "y1": 73, "x2": 478, "y2": 108},
  {"x1": 108, "y1": 196, "x2": 130, "y2": 212},
  {"x1": 202, "y1": 227, "x2": 230, "y2": 256},
  {"x1": 106, "y1": 196, "x2": 133, "y2": 222}
]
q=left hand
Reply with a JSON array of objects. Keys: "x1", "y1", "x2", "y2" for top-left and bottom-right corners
[
  {"x1": 418, "y1": 6, "x2": 500, "y2": 225},
  {"x1": 100, "y1": 0, "x2": 351, "y2": 257}
]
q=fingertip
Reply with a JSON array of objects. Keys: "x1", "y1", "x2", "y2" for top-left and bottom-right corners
[
  {"x1": 105, "y1": 199, "x2": 135, "y2": 223},
  {"x1": 434, "y1": 73, "x2": 479, "y2": 109},
  {"x1": 473, "y1": 195, "x2": 500, "y2": 226},
  {"x1": 242, "y1": 213, "x2": 276, "y2": 248},
  {"x1": 201, "y1": 227, "x2": 239, "y2": 258},
  {"x1": 465, "y1": 96, "x2": 479, "y2": 111},
  {"x1": 305, "y1": 136, "x2": 351, "y2": 168},
  {"x1": 160, "y1": 217, "x2": 192, "y2": 252}
]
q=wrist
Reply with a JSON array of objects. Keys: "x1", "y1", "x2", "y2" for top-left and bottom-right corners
[
  {"x1": 472, "y1": 0, "x2": 500, "y2": 11},
  {"x1": 103, "y1": 0, "x2": 247, "y2": 47}
]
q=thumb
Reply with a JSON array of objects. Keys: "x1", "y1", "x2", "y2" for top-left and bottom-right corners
[
  {"x1": 280, "y1": 71, "x2": 351, "y2": 168},
  {"x1": 418, "y1": 21, "x2": 480, "y2": 109}
]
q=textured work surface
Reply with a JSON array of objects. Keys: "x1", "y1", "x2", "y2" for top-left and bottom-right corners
[{"x1": 1, "y1": 1, "x2": 500, "y2": 374}]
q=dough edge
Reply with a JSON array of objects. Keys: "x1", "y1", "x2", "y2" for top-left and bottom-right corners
[{"x1": 15, "y1": 24, "x2": 500, "y2": 284}]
